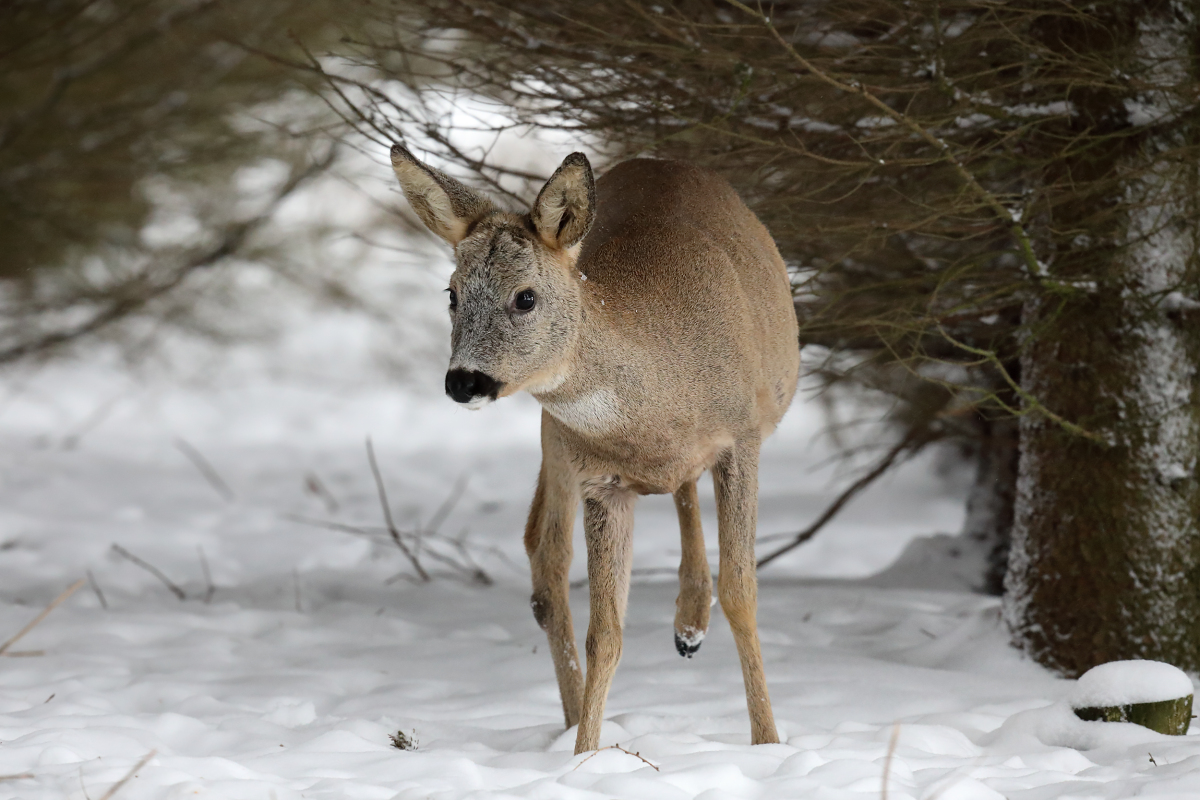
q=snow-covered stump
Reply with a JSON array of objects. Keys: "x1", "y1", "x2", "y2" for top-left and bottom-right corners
[{"x1": 1070, "y1": 660, "x2": 1195, "y2": 736}]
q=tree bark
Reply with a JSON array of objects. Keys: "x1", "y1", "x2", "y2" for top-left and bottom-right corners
[{"x1": 1005, "y1": 2, "x2": 1200, "y2": 676}]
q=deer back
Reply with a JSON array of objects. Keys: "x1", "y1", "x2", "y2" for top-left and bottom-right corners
[{"x1": 562, "y1": 159, "x2": 799, "y2": 448}]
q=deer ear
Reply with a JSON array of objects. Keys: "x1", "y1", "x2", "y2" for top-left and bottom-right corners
[
  {"x1": 390, "y1": 144, "x2": 494, "y2": 245},
  {"x1": 531, "y1": 152, "x2": 595, "y2": 250}
]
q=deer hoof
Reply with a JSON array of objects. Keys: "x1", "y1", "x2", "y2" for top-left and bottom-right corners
[{"x1": 674, "y1": 630, "x2": 705, "y2": 658}]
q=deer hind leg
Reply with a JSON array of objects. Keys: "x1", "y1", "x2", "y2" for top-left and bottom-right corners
[
  {"x1": 524, "y1": 458, "x2": 583, "y2": 729},
  {"x1": 713, "y1": 437, "x2": 779, "y2": 745},
  {"x1": 673, "y1": 480, "x2": 711, "y2": 657},
  {"x1": 575, "y1": 476, "x2": 635, "y2": 754}
]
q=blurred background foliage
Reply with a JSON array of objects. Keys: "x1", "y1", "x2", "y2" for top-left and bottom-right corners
[{"x1": 0, "y1": 0, "x2": 340, "y2": 365}]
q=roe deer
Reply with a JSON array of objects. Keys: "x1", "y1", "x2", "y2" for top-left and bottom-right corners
[{"x1": 390, "y1": 145, "x2": 799, "y2": 753}]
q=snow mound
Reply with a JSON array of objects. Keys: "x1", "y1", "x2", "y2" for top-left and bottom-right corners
[{"x1": 1070, "y1": 660, "x2": 1194, "y2": 708}]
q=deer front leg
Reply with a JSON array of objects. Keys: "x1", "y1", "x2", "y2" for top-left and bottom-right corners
[
  {"x1": 524, "y1": 459, "x2": 583, "y2": 729},
  {"x1": 713, "y1": 438, "x2": 779, "y2": 745},
  {"x1": 575, "y1": 477, "x2": 635, "y2": 754},
  {"x1": 674, "y1": 480, "x2": 711, "y2": 657}
]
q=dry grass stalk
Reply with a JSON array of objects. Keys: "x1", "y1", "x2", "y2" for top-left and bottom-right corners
[
  {"x1": 304, "y1": 471, "x2": 340, "y2": 513},
  {"x1": 86, "y1": 569, "x2": 108, "y2": 610},
  {"x1": 197, "y1": 547, "x2": 216, "y2": 604},
  {"x1": 96, "y1": 750, "x2": 156, "y2": 800},
  {"x1": 0, "y1": 577, "x2": 84, "y2": 656},
  {"x1": 292, "y1": 568, "x2": 303, "y2": 613},
  {"x1": 111, "y1": 545, "x2": 186, "y2": 601},
  {"x1": 174, "y1": 438, "x2": 235, "y2": 503},
  {"x1": 0, "y1": 773, "x2": 34, "y2": 782},
  {"x1": 881, "y1": 723, "x2": 901, "y2": 800}
]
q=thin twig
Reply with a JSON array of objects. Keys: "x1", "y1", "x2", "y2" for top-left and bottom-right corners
[
  {"x1": 756, "y1": 434, "x2": 922, "y2": 569},
  {"x1": 365, "y1": 438, "x2": 430, "y2": 582},
  {"x1": 0, "y1": 578, "x2": 84, "y2": 656},
  {"x1": 282, "y1": 513, "x2": 375, "y2": 538},
  {"x1": 111, "y1": 545, "x2": 186, "y2": 600},
  {"x1": 174, "y1": 438, "x2": 235, "y2": 502},
  {"x1": 61, "y1": 394, "x2": 125, "y2": 450},
  {"x1": 0, "y1": 774, "x2": 34, "y2": 782},
  {"x1": 881, "y1": 723, "x2": 901, "y2": 800},
  {"x1": 571, "y1": 566, "x2": 693, "y2": 590},
  {"x1": 304, "y1": 471, "x2": 340, "y2": 513},
  {"x1": 197, "y1": 547, "x2": 215, "y2": 604},
  {"x1": 446, "y1": 528, "x2": 492, "y2": 585},
  {"x1": 724, "y1": 0, "x2": 1042, "y2": 277},
  {"x1": 86, "y1": 569, "x2": 108, "y2": 610},
  {"x1": 572, "y1": 743, "x2": 660, "y2": 772},
  {"x1": 285, "y1": 513, "x2": 492, "y2": 585},
  {"x1": 96, "y1": 750, "x2": 156, "y2": 800},
  {"x1": 423, "y1": 475, "x2": 469, "y2": 538}
]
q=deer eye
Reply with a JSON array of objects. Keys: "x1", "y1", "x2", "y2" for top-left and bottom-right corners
[
  {"x1": 514, "y1": 289, "x2": 536, "y2": 312},
  {"x1": 447, "y1": 288, "x2": 457, "y2": 311}
]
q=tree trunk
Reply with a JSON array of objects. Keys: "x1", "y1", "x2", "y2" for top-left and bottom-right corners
[{"x1": 1005, "y1": 3, "x2": 1200, "y2": 676}]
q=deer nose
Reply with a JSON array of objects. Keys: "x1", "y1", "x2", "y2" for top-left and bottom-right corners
[{"x1": 445, "y1": 369, "x2": 500, "y2": 404}]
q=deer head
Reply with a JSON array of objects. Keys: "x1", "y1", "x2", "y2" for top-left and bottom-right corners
[{"x1": 390, "y1": 145, "x2": 596, "y2": 408}]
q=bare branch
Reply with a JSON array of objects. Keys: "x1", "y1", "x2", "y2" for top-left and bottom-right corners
[{"x1": 757, "y1": 433, "x2": 925, "y2": 569}]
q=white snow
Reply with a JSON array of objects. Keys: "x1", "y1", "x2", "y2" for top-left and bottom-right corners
[
  {"x1": 1, "y1": 331, "x2": 1198, "y2": 800},
  {"x1": 4, "y1": 104, "x2": 1200, "y2": 798},
  {"x1": 1070, "y1": 660, "x2": 1194, "y2": 709}
]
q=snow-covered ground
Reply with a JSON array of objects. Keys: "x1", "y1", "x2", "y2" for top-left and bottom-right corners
[{"x1": 1, "y1": 326, "x2": 1198, "y2": 800}]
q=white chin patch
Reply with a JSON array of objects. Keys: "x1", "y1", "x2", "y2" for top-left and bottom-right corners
[{"x1": 463, "y1": 396, "x2": 493, "y2": 411}]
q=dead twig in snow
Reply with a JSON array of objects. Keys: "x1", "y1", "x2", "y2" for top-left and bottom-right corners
[
  {"x1": 0, "y1": 773, "x2": 34, "y2": 782},
  {"x1": 111, "y1": 545, "x2": 186, "y2": 600},
  {"x1": 61, "y1": 393, "x2": 126, "y2": 450},
  {"x1": 304, "y1": 471, "x2": 339, "y2": 513},
  {"x1": 86, "y1": 569, "x2": 108, "y2": 610},
  {"x1": 174, "y1": 438, "x2": 235, "y2": 503},
  {"x1": 197, "y1": 547, "x2": 215, "y2": 603},
  {"x1": 0, "y1": 578, "x2": 84, "y2": 656},
  {"x1": 445, "y1": 528, "x2": 492, "y2": 586},
  {"x1": 96, "y1": 750, "x2": 156, "y2": 800},
  {"x1": 881, "y1": 723, "x2": 901, "y2": 800},
  {"x1": 423, "y1": 475, "x2": 469, "y2": 539},
  {"x1": 282, "y1": 513, "x2": 371, "y2": 538},
  {"x1": 285, "y1": 510, "x2": 494, "y2": 585},
  {"x1": 365, "y1": 438, "x2": 430, "y2": 582},
  {"x1": 572, "y1": 743, "x2": 660, "y2": 772}
]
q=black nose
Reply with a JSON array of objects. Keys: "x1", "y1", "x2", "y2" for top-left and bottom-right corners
[{"x1": 445, "y1": 369, "x2": 500, "y2": 404}]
